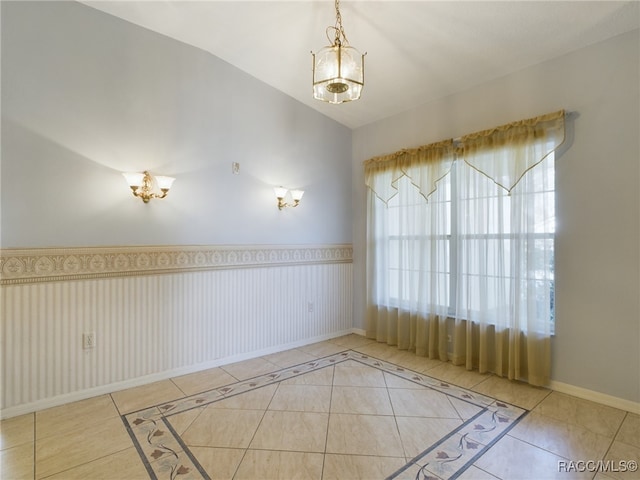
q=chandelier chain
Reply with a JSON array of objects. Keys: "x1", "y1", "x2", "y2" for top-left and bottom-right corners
[{"x1": 326, "y1": 0, "x2": 349, "y2": 47}]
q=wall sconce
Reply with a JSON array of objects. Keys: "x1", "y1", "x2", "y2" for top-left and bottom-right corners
[
  {"x1": 123, "y1": 171, "x2": 175, "y2": 203},
  {"x1": 274, "y1": 186, "x2": 304, "y2": 210}
]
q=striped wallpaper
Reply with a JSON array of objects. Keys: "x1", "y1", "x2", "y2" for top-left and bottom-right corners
[{"x1": 0, "y1": 245, "x2": 353, "y2": 418}]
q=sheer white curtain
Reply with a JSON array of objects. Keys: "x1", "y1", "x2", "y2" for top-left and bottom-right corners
[
  {"x1": 366, "y1": 141, "x2": 455, "y2": 358},
  {"x1": 365, "y1": 111, "x2": 564, "y2": 386}
]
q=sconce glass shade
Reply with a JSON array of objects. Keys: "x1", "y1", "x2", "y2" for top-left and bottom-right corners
[
  {"x1": 312, "y1": 44, "x2": 364, "y2": 104},
  {"x1": 122, "y1": 172, "x2": 145, "y2": 188},
  {"x1": 155, "y1": 175, "x2": 176, "y2": 191},
  {"x1": 274, "y1": 186, "x2": 288, "y2": 199},
  {"x1": 290, "y1": 189, "x2": 305, "y2": 202}
]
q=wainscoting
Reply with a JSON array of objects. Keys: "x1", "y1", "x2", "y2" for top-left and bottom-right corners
[{"x1": 0, "y1": 245, "x2": 353, "y2": 418}]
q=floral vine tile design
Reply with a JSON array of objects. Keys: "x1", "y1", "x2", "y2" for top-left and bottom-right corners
[{"x1": 122, "y1": 351, "x2": 527, "y2": 480}]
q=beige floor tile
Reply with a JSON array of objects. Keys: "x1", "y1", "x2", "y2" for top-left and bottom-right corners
[
  {"x1": 329, "y1": 334, "x2": 374, "y2": 349},
  {"x1": 333, "y1": 363, "x2": 387, "y2": 387},
  {"x1": 383, "y1": 350, "x2": 444, "y2": 373},
  {"x1": 472, "y1": 375, "x2": 551, "y2": 410},
  {"x1": 261, "y1": 349, "x2": 319, "y2": 368},
  {"x1": 298, "y1": 341, "x2": 349, "y2": 358},
  {"x1": 281, "y1": 366, "x2": 335, "y2": 386},
  {"x1": 616, "y1": 413, "x2": 640, "y2": 448},
  {"x1": 220, "y1": 357, "x2": 280, "y2": 381},
  {"x1": 250, "y1": 411, "x2": 329, "y2": 453},
  {"x1": 326, "y1": 413, "x2": 405, "y2": 457},
  {"x1": 36, "y1": 394, "x2": 119, "y2": 440},
  {"x1": 353, "y1": 341, "x2": 400, "y2": 360},
  {"x1": 388, "y1": 388, "x2": 460, "y2": 418},
  {"x1": 603, "y1": 440, "x2": 640, "y2": 480},
  {"x1": 208, "y1": 384, "x2": 278, "y2": 410},
  {"x1": 395, "y1": 416, "x2": 463, "y2": 457},
  {"x1": 268, "y1": 384, "x2": 332, "y2": 413},
  {"x1": 384, "y1": 372, "x2": 429, "y2": 389},
  {"x1": 534, "y1": 391, "x2": 626, "y2": 437},
  {"x1": 16, "y1": 339, "x2": 633, "y2": 480},
  {"x1": 456, "y1": 465, "x2": 501, "y2": 479},
  {"x1": 0, "y1": 413, "x2": 34, "y2": 450},
  {"x1": 189, "y1": 446, "x2": 245, "y2": 480},
  {"x1": 449, "y1": 397, "x2": 484, "y2": 420},
  {"x1": 35, "y1": 415, "x2": 133, "y2": 479},
  {"x1": 110, "y1": 380, "x2": 185, "y2": 414},
  {"x1": 457, "y1": 465, "x2": 500, "y2": 480},
  {"x1": 331, "y1": 386, "x2": 394, "y2": 415},
  {"x1": 167, "y1": 406, "x2": 205, "y2": 435},
  {"x1": 322, "y1": 453, "x2": 405, "y2": 479},
  {"x1": 44, "y1": 446, "x2": 148, "y2": 480},
  {"x1": 171, "y1": 367, "x2": 238, "y2": 396},
  {"x1": 181, "y1": 407, "x2": 264, "y2": 449},
  {"x1": 475, "y1": 434, "x2": 592, "y2": 480},
  {"x1": 234, "y1": 449, "x2": 323, "y2": 480},
  {"x1": 424, "y1": 363, "x2": 490, "y2": 389},
  {"x1": 1, "y1": 442, "x2": 34, "y2": 479},
  {"x1": 510, "y1": 411, "x2": 613, "y2": 461}
]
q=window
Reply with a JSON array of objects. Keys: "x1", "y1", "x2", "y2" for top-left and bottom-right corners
[
  {"x1": 376, "y1": 153, "x2": 555, "y2": 333},
  {"x1": 365, "y1": 110, "x2": 564, "y2": 385}
]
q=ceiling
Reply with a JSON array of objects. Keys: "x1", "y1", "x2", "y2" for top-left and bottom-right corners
[{"x1": 81, "y1": 1, "x2": 639, "y2": 129}]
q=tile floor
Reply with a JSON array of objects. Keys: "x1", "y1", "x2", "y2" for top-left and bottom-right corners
[{"x1": 1, "y1": 334, "x2": 638, "y2": 480}]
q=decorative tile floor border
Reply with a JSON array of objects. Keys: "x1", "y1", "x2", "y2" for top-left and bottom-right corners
[{"x1": 122, "y1": 351, "x2": 527, "y2": 480}]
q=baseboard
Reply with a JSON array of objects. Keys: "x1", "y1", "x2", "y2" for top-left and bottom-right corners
[
  {"x1": 0, "y1": 329, "x2": 354, "y2": 419},
  {"x1": 548, "y1": 380, "x2": 640, "y2": 414},
  {"x1": 7, "y1": 331, "x2": 635, "y2": 419}
]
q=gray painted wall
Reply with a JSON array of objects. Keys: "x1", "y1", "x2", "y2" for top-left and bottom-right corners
[
  {"x1": 352, "y1": 30, "x2": 640, "y2": 403},
  {"x1": 1, "y1": 1, "x2": 352, "y2": 248}
]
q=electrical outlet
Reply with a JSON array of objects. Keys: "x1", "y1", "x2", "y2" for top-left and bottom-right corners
[
  {"x1": 232, "y1": 162, "x2": 240, "y2": 174},
  {"x1": 447, "y1": 335, "x2": 452, "y2": 343},
  {"x1": 83, "y1": 332, "x2": 96, "y2": 349},
  {"x1": 307, "y1": 302, "x2": 314, "y2": 313}
]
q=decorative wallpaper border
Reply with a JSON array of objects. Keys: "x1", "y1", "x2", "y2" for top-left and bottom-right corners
[{"x1": 0, "y1": 244, "x2": 352, "y2": 285}]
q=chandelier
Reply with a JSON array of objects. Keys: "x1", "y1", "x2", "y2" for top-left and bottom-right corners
[{"x1": 312, "y1": 0, "x2": 365, "y2": 104}]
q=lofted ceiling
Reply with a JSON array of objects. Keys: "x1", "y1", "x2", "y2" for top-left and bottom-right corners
[{"x1": 80, "y1": 1, "x2": 639, "y2": 129}]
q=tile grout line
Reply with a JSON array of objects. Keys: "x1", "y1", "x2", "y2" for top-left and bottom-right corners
[
  {"x1": 382, "y1": 367, "x2": 411, "y2": 465},
  {"x1": 319, "y1": 362, "x2": 337, "y2": 480},
  {"x1": 230, "y1": 376, "x2": 281, "y2": 479}
]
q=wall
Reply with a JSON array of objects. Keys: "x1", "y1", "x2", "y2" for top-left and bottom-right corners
[
  {"x1": 352, "y1": 30, "x2": 640, "y2": 405},
  {"x1": 0, "y1": 2, "x2": 354, "y2": 416},
  {"x1": 1, "y1": 1, "x2": 353, "y2": 247}
]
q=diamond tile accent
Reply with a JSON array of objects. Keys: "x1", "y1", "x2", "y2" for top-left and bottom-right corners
[{"x1": 121, "y1": 350, "x2": 527, "y2": 479}]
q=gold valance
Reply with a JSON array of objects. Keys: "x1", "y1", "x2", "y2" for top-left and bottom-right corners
[
  {"x1": 364, "y1": 139, "x2": 455, "y2": 203},
  {"x1": 365, "y1": 110, "x2": 566, "y2": 200},
  {"x1": 461, "y1": 109, "x2": 565, "y2": 193}
]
